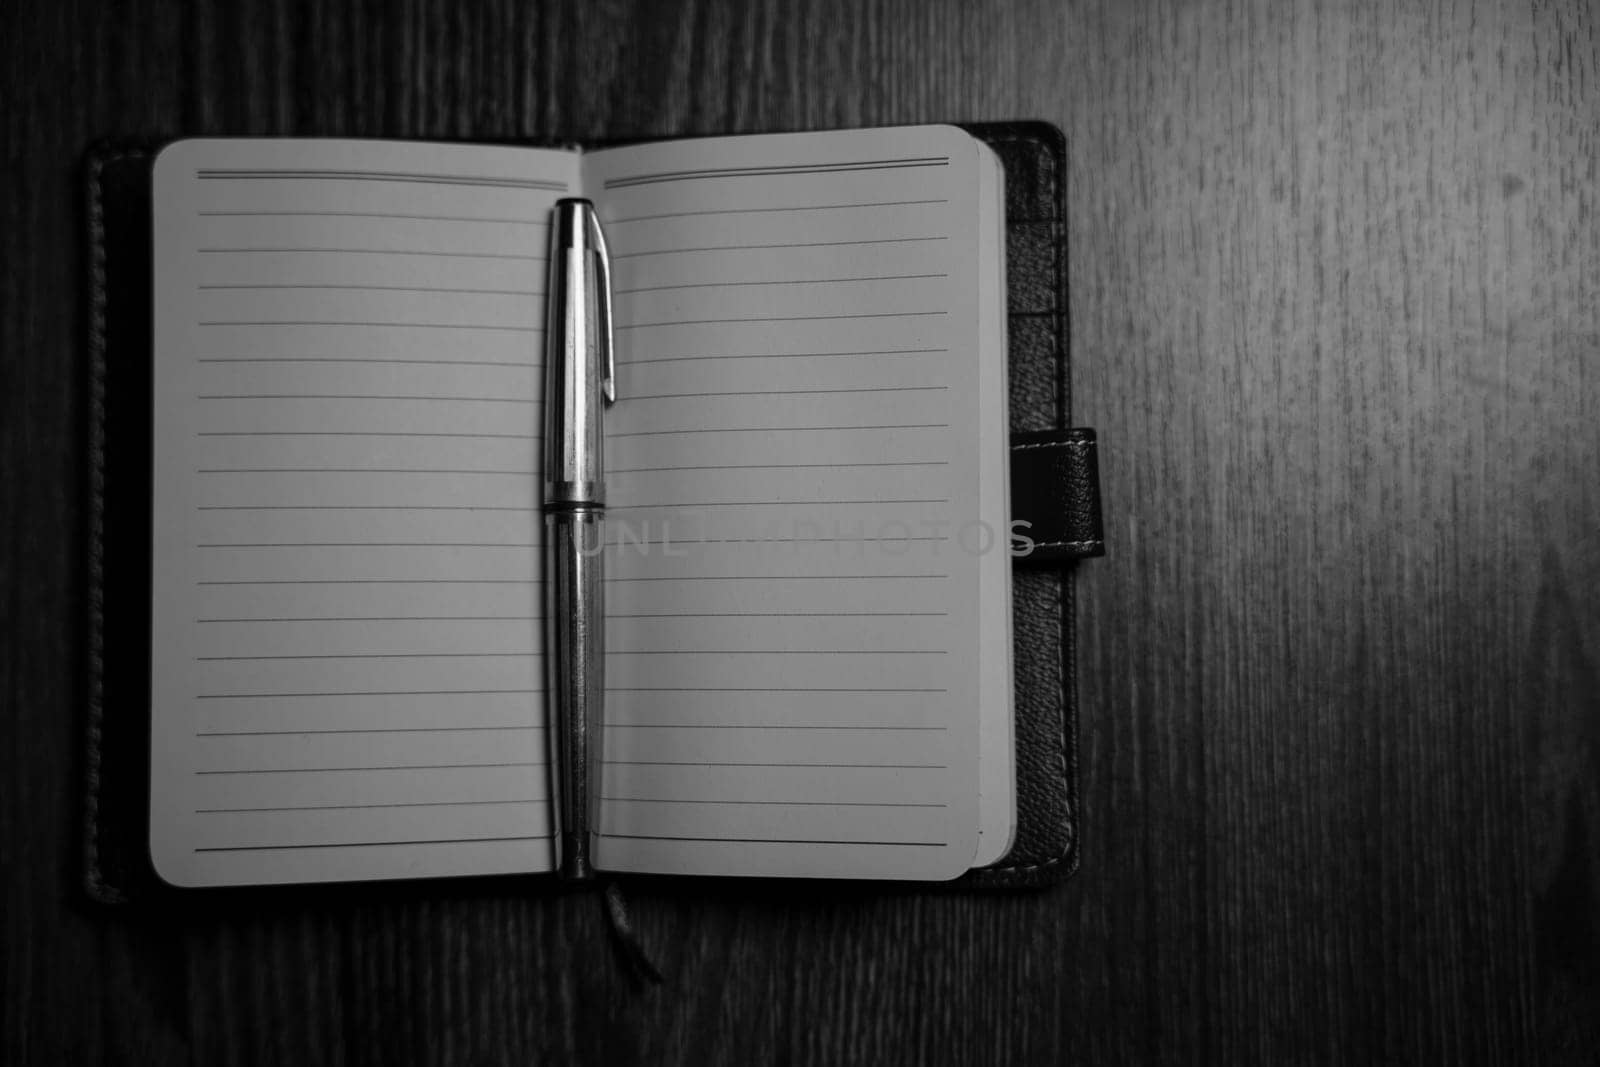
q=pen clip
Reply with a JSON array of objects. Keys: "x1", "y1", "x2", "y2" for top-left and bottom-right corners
[{"x1": 587, "y1": 209, "x2": 616, "y2": 404}]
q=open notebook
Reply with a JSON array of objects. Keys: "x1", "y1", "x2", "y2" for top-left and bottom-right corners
[{"x1": 146, "y1": 125, "x2": 1014, "y2": 886}]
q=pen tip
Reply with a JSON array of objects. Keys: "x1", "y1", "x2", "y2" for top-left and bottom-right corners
[{"x1": 559, "y1": 833, "x2": 595, "y2": 880}]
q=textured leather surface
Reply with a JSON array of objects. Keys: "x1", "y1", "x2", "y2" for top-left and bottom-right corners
[
  {"x1": 81, "y1": 122, "x2": 1096, "y2": 897},
  {"x1": 83, "y1": 144, "x2": 159, "y2": 902},
  {"x1": 1010, "y1": 429, "x2": 1105, "y2": 562}
]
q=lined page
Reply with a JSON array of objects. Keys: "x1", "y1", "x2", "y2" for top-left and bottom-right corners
[
  {"x1": 149, "y1": 139, "x2": 577, "y2": 886},
  {"x1": 582, "y1": 127, "x2": 1004, "y2": 880}
]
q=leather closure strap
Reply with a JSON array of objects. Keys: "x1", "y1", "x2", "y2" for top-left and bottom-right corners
[{"x1": 1009, "y1": 428, "x2": 1105, "y2": 563}]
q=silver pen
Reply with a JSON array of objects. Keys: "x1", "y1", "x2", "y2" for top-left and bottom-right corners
[{"x1": 543, "y1": 198, "x2": 614, "y2": 880}]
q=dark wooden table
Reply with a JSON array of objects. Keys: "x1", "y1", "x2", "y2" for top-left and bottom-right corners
[{"x1": 5, "y1": 1, "x2": 1597, "y2": 1063}]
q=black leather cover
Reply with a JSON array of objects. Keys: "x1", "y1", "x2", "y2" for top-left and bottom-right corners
[
  {"x1": 81, "y1": 122, "x2": 1100, "y2": 898},
  {"x1": 1010, "y1": 428, "x2": 1105, "y2": 562}
]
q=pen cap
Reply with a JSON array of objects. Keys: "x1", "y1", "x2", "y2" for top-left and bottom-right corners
[{"x1": 544, "y1": 199, "x2": 610, "y2": 506}]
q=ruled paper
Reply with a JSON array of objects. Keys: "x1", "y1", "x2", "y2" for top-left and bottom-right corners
[
  {"x1": 582, "y1": 127, "x2": 1009, "y2": 880},
  {"x1": 149, "y1": 139, "x2": 577, "y2": 886}
]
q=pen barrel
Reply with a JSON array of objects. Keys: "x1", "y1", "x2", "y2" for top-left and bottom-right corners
[
  {"x1": 544, "y1": 200, "x2": 607, "y2": 506},
  {"x1": 544, "y1": 506, "x2": 605, "y2": 880}
]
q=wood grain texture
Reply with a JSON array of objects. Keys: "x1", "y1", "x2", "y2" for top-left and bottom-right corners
[{"x1": 3, "y1": 0, "x2": 1597, "y2": 1063}]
